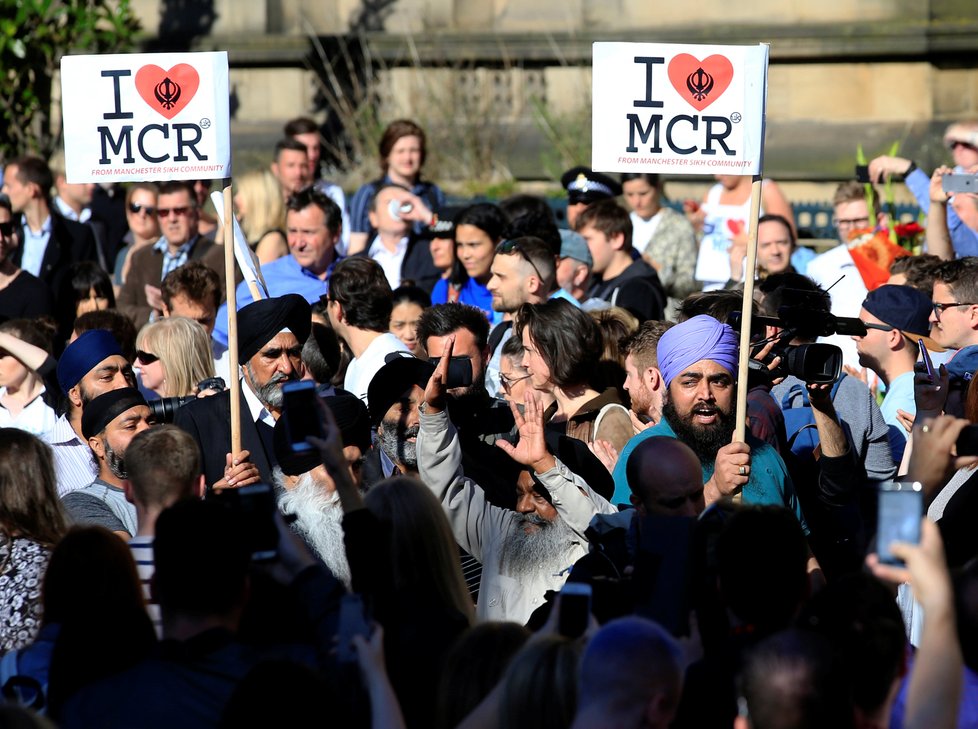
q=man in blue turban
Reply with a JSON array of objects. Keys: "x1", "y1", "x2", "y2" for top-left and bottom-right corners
[
  {"x1": 50, "y1": 329, "x2": 136, "y2": 497},
  {"x1": 612, "y1": 316, "x2": 806, "y2": 531}
]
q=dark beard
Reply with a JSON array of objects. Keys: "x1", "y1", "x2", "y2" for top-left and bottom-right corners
[
  {"x1": 103, "y1": 437, "x2": 128, "y2": 480},
  {"x1": 378, "y1": 422, "x2": 419, "y2": 471},
  {"x1": 662, "y1": 397, "x2": 735, "y2": 465}
]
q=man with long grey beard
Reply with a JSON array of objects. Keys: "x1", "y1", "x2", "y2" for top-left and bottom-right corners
[
  {"x1": 175, "y1": 294, "x2": 310, "y2": 488},
  {"x1": 271, "y1": 391, "x2": 372, "y2": 587},
  {"x1": 418, "y1": 336, "x2": 616, "y2": 623}
]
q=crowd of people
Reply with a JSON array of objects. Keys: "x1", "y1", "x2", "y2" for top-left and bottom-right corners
[{"x1": 0, "y1": 112, "x2": 976, "y2": 729}]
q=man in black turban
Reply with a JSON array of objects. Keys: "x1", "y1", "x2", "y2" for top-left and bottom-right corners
[{"x1": 174, "y1": 294, "x2": 312, "y2": 488}]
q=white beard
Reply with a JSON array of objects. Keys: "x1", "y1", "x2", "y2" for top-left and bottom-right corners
[
  {"x1": 276, "y1": 471, "x2": 352, "y2": 587},
  {"x1": 501, "y1": 512, "x2": 578, "y2": 579}
]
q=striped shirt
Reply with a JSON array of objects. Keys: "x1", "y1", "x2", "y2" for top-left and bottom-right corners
[{"x1": 129, "y1": 536, "x2": 162, "y2": 638}]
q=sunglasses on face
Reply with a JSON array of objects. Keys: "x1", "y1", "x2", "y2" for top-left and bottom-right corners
[
  {"x1": 156, "y1": 206, "x2": 192, "y2": 218},
  {"x1": 932, "y1": 301, "x2": 978, "y2": 318},
  {"x1": 500, "y1": 372, "x2": 531, "y2": 390},
  {"x1": 135, "y1": 350, "x2": 159, "y2": 365},
  {"x1": 128, "y1": 202, "x2": 156, "y2": 216},
  {"x1": 0, "y1": 221, "x2": 13, "y2": 237},
  {"x1": 861, "y1": 321, "x2": 895, "y2": 332}
]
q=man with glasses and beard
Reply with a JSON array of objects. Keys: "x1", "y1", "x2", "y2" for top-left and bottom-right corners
[
  {"x1": 175, "y1": 294, "x2": 310, "y2": 489},
  {"x1": 62, "y1": 388, "x2": 153, "y2": 538},
  {"x1": 419, "y1": 337, "x2": 617, "y2": 623},
  {"x1": 612, "y1": 315, "x2": 806, "y2": 525}
]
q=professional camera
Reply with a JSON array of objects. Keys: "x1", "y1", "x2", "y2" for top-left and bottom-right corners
[
  {"x1": 731, "y1": 288, "x2": 866, "y2": 385},
  {"x1": 147, "y1": 376, "x2": 226, "y2": 423}
]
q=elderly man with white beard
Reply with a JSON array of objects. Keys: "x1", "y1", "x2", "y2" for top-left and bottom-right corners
[
  {"x1": 272, "y1": 390, "x2": 372, "y2": 587},
  {"x1": 418, "y1": 335, "x2": 616, "y2": 623}
]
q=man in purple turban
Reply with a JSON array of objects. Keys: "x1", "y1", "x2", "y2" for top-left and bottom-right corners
[{"x1": 611, "y1": 316, "x2": 806, "y2": 532}]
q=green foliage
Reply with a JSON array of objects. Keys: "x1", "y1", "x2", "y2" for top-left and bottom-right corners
[
  {"x1": 531, "y1": 95, "x2": 592, "y2": 182},
  {"x1": 0, "y1": 0, "x2": 140, "y2": 161}
]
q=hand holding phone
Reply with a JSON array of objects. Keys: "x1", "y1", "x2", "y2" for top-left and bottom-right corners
[
  {"x1": 282, "y1": 381, "x2": 325, "y2": 453},
  {"x1": 877, "y1": 481, "x2": 923, "y2": 566},
  {"x1": 337, "y1": 594, "x2": 372, "y2": 663},
  {"x1": 917, "y1": 339, "x2": 935, "y2": 383},
  {"x1": 557, "y1": 583, "x2": 592, "y2": 638}
]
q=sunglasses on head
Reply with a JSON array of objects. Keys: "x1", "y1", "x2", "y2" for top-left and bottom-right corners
[
  {"x1": 128, "y1": 202, "x2": 156, "y2": 216},
  {"x1": 156, "y1": 206, "x2": 192, "y2": 218},
  {"x1": 136, "y1": 350, "x2": 159, "y2": 365},
  {"x1": 497, "y1": 239, "x2": 545, "y2": 281}
]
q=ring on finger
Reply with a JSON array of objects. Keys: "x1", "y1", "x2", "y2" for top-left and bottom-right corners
[{"x1": 738, "y1": 465, "x2": 747, "y2": 476}]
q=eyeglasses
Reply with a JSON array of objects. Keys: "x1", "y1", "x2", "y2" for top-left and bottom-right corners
[
  {"x1": 932, "y1": 301, "x2": 978, "y2": 318},
  {"x1": 156, "y1": 206, "x2": 193, "y2": 218},
  {"x1": 500, "y1": 372, "x2": 531, "y2": 390},
  {"x1": 497, "y1": 239, "x2": 545, "y2": 282},
  {"x1": 833, "y1": 217, "x2": 871, "y2": 229},
  {"x1": 0, "y1": 221, "x2": 13, "y2": 237},
  {"x1": 128, "y1": 202, "x2": 156, "y2": 216},
  {"x1": 135, "y1": 350, "x2": 159, "y2": 365}
]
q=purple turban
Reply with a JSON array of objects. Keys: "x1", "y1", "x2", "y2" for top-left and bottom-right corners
[{"x1": 657, "y1": 315, "x2": 739, "y2": 387}]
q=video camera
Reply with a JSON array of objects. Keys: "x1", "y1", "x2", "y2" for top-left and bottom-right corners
[
  {"x1": 730, "y1": 288, "x2": 866, "y2": 385},
  {"x1": 147, "y1": 376, "x2": 226, "y2": 423}
]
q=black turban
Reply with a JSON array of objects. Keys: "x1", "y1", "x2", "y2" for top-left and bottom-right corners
[{"x1": 237, "y1": 294, "x2": 312, "y2": 363}]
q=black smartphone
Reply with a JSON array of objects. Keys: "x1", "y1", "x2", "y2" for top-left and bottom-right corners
[
  {"x1": 427, "y1": 356, "x2": 473, "y2": 389},
  {"x1": 220, "y1": 483, "x2": 279, "y2": 562},
  {"x1": 855, "y1": 164, "x2": 871, "y2": 183},
  {"x1": 282, "y1": 380, "x2": 324, "y2": 452},
  {"x1": 557, "y1": 582, "x2": 592, "y2": 638},
  {"x1": 956, "y1": 424, "x2": 978, "y2": 456},
  {"x1": 917, "y1": 338, "x2": 935, "y2": 383},
  {"x1": 942, "y1": 174, "x2": 978, "y2": 194},
  {"x1": 877, "y1": 481, "x2": 923, "y2": 566},
  {"x1": 337, "y1": 593, "x2": 371, "y2": 663}
]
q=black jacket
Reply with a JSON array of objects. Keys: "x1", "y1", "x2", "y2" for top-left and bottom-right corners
[
  {"x1": 12, "y1": 211, "x2": 98, "y2": 304},
  {"x1": 587, "y1": 258, "x2": 666, "y2": 321},
  {"x1": 355, "y1": 234, "x2": 441, "y2": 294}
]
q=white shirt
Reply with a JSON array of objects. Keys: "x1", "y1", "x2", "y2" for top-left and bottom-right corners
[
  {"x1": 19, "y1": 214, "x2": 52, "y2": 277},
  {"x1": 53, "y1": 195, "x2": 91, "y2": 223},
  {"x1": 242, "y1": 376, "x2": 276, "y2": 429},
  {"x1": 0, "y1": 387, "x2": 57, "y2": 439},
  {"x1": 45, "y1": 414, "x2": 98, "y2": 497},
  {"x1": 367, "y1": 235, "x2": 409, "y2": 290},
  {"x1": 630, "y1": 210, "x2": 663, "y2": 255},
  {"x1": 212, "y1": 338, "x2": 231, "y2": 385},
  {"x1": 806, "y1": 243, "x2": 868, "y2": 369},
  {"x1": 343, "y1": 332, "x2": 410, "y2": 406}
]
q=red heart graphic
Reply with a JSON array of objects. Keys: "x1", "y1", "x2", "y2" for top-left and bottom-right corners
[
  {"x1": 134, "y1": 64, "x2": 200, "y2": 120},
  {"x1": 667, "y1": 54, "x2": 734, "y2": 112},
  {"x1": 726, "y1": 219, "x2": 745, "y2": 236}
]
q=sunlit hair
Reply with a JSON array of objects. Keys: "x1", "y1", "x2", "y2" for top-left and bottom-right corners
[
  {"x1": 498, "y1": 635, "x2": 581, "y2": 729},
  {"x1": 0, "y1": 430, "x2": 68, "y2": 547},
  {"x1": 378, "y1": 119, "x2": 427, "y2": 174},
  {"x1": 236, "y1": 169, "x2": 285, "y2": 243},
  {"x1": 364, "y1": 476, "x2": 475, "y2": 625},
  {"x1": 125, "y1": 181, "x2": 159, "y2": 208},
  {"x1": 514, "y1": 298, "x2": 602, "y2": 390},
  {"x1": 136, "y1": 316, "x2": 215, "y2": 397}
]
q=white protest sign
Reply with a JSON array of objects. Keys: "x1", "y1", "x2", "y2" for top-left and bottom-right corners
[
  {"x1": 61, "y1": 51, "x2": 230, "y2": 183},
  {"x1": 592, "y1": 42, "x2": 768, "y2": 176}
]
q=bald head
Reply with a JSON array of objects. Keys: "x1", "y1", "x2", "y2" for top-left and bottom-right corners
[
  {"x1": 625, "y1": 437, "x2": 704, "y2": 517},
  {"x1": 575, "y1": 617, "x2": 683, "y2": 729}
]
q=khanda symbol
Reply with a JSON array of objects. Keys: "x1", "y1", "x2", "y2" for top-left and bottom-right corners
[
  {"x1": 154, "y1": 76, "x2": 182, "y2": 110},
  {"x1": 686, "y1": 67, "x2": 715, "y2": 102}
]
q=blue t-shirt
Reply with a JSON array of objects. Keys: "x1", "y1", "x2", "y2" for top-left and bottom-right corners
[
  {"x1": 431, "y1": 277, "x2": 501, "y2": 324},
  {"x1": 212, "y1": 254, "x2": 337, "y2": 347},
  {"x1": 611, "y1": 417, "x2": 808, "y2": 532}
]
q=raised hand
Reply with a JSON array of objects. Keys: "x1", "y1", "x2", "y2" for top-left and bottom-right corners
[
  {"x1": 423, "y1": 334, "x2": 454, "y2": 415},
  {"x1": 496, "y1": 390, "x2": 555, "y2": 473}
]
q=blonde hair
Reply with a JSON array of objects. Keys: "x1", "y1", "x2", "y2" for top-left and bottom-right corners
[
  {"x1": 236, "y1": 170, "x2": 285, "y2": 243},
  {"x1": 364, "y1": 476, "x2": 475, "y2": 626},
  {"x1": 136, "y1": 317, "x2": 215, "y2": 397}
]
